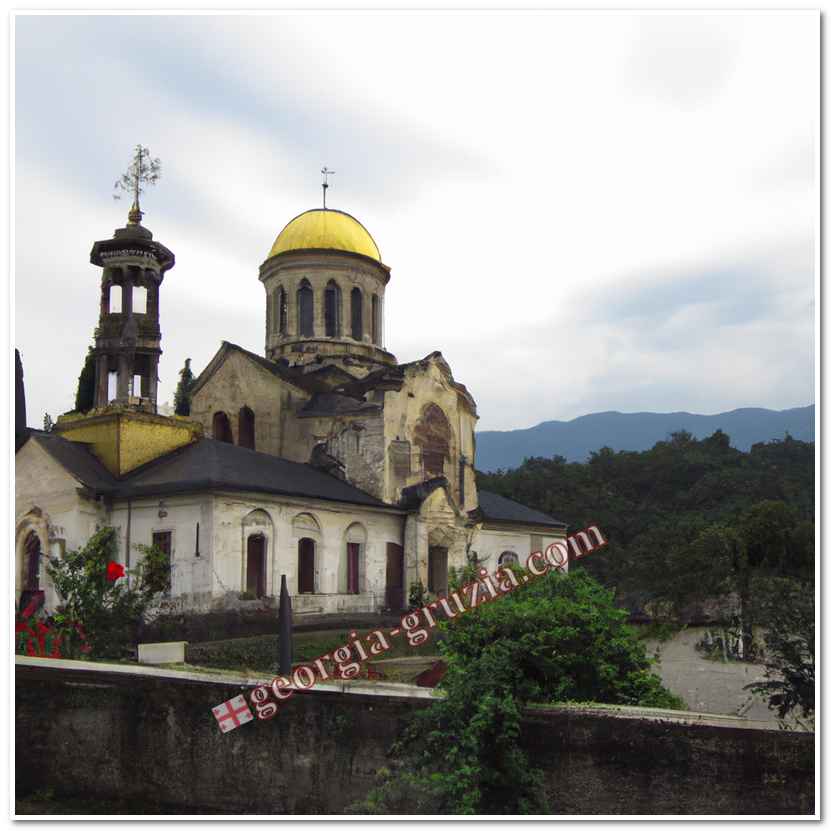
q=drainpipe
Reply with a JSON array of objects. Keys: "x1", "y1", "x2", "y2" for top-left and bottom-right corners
[{"x1": 125, "y1": 497, "x2": 132, "y2": 586}]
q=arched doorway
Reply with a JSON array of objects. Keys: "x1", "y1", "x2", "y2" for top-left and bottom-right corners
[
  {"x1": 19, "y1": 531, "x2": 44, "y2": 612},
  {"x1": 415, "y1": 403, "x2": 452, "y2": 477},
  {"x1": 298, "y1": 538, "x2": 315, "y2": 594},
  {"x1": 428, "y1": 546, "x2": 448, "y2": 596},
  {"x1": 246, "y1": 534, "x2": 266, "y2": 598},
  {"x1": 238, "y1": 406, "x2": 255, "y2": 450},
  {"x1": 213, "y1": 411, "x2": 233, "y2": 443}
]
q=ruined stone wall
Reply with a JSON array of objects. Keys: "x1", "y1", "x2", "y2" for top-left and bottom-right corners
[
  {"x1": 190, "y1": 350, "x2": 310, "y2": 457},
  {"x1": 16, "y1": 661, "x2": 815, "y2": 815},
  {"x1": 381, "y1": 358, "x2": 478, "y2": 510}
]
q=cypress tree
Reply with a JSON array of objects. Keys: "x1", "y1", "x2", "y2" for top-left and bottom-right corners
[
  {"x1": 74, "y1": 348, "x2": 96, "y2": 413},
  {"x1": 174, "y1": 358, "x2": 196, "y2": 416}
]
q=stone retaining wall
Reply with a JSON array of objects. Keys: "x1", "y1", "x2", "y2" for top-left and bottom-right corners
[{"x1": 15, "y1": 658, "x2": 814, "y2": 816}]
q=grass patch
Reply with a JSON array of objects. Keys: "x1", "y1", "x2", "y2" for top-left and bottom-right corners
[{"x1": 185, "y1": 627, "x2": 442, "y2": 673}]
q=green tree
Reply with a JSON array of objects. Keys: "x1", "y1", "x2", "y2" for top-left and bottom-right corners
[
  {"x1": 747, "y1": 578, "x2": 814, "y2": 727},
  {"x1": 42, "y1": 413, "x2": 54, "y2": 432},
  {"x1": 74, "y1": 347, "x2": 96, "y2": 413},
  {"x1": 173, "y1": 358, "x2": 196, "y2": 416},
  {"x1": 353, "y1": 570, "x2": 681, "y2": 815},
  {"x1": 46, "y1": 527, "x2": 170, "y2": 659}
]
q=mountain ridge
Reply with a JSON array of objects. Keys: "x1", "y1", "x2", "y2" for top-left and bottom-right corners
[{"x1": 475, "y1": 405, "x2": 815, "y2": 472}]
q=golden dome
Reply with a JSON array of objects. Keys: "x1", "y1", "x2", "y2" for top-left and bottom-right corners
[{"x1": 268, "y1": 209, "x2": 381, "y2": 262}]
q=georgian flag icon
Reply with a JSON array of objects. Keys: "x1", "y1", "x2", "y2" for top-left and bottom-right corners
[{"x1": 212, "y1": 694, "x2": 254, "y2": 733}]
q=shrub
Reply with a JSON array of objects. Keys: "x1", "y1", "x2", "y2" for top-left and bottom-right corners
[{"x1": 46, "y1": 527, "x2": 169, "y2": 660}]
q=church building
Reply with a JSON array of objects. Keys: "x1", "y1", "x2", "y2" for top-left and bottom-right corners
[{"x1": 15, "y1": 190, "x2": 566, "y2": 619}]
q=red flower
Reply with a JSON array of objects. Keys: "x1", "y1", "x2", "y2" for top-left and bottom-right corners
[{"x1": 106, "y1": 561, "x2": 125, "y2": 582}]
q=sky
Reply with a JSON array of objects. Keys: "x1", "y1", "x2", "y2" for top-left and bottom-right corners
[{"x1": 13, "y1": 12, "x2": 817, "y2": 431}]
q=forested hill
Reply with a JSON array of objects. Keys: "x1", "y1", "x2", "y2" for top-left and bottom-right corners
[
  {"x1": 475, "y1": 405, "x2": 814, "y2": 471},
  {"x1": 476, "y1": 431, "x2": 815, "y2": 611}
]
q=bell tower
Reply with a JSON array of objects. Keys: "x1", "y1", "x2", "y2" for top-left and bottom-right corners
[{"x1": 89, "y1": 146, "x2": 174, "y2": 412}]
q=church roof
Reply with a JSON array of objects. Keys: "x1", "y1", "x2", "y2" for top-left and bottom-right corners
[
  {"x1": 267, "y1": 209, "x2": 382, "y2": 263},
  {"x1": 25, "y1": 432, "x2": 388, "y2": 509},
  {"x1": 475, "y1": 490, "x2": 566, "y2": 529}
]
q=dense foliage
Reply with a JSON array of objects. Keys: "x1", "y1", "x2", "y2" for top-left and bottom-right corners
[
  {"x1": 477, "y1": 431, "x2": 814, "y2": 615},
  {"x1": 746, "y1": 577, "x2": 815, "y2": 726},
  {"x1": 45, "y1": 527, "x2": 170, "y2": 659},
  {"x1": 173, "y1": 358, "x2": 196, "y2": 416},
  {"x1": 74, "y1": 347, "x2": 96, "y2": 413},
  {"x1": 353, "y1": 569, "x2": 680, "y2": 815}
]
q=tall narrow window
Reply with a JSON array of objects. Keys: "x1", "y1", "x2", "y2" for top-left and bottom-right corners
[
  {"x1": 351, "y1": 287, "x2": 363, "y2": 341},
  {"x1": 324, "y1": 281, "x2": 342, "y2": 337},
  {"x1": 212, "y1": 411, "x2": 233, "y2": 443},
  {"x1": 275, "y1": 286, "x2": 287, "y2": 335},
  {"x1": 195, "y1": 522, "x2": 200, "y2": 557},
  {"x1": 298, "y1": 280, "x2": 314, "y2": 337},
  {"x1": 371, "y1": 294, "x2": 380, "y2": 345},
  {"x1": 238, "y1": 406, "x2": 255, "y2": 450}
]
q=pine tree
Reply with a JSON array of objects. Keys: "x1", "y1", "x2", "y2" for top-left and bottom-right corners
[
  {"x1": 42, "y1": 413, "x2": 54, "y2": 432},
  {"x1": 174, "y1": 358, "x2": 196, "y2": 416},
  {"x1": 74, "y1": 348, "x2": 96, "y2": 413}
]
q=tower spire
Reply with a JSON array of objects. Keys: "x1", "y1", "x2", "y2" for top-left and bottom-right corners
[
  {"x1": 114, "y1": 145, "x2": 162, "y2": 226},
  {"x1": 321, "y1": 166, "x2": 335, "y2": 209}
]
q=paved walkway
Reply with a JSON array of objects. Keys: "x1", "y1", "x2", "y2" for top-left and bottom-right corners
[{"x1": 644, "y1": 627, "x2": 774, "y2": 722}]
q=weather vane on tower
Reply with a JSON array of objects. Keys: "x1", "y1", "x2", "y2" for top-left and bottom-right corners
[
  {"x1": 114, "y1": 145, "x2": 162, "y2": 225},
  {"x1": 321, "y1": 166, "x2": 335, "y2": 209}
]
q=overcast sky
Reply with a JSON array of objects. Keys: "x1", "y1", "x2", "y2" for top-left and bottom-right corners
[{"x1": 14, "y1": 12, "x2": 817, "y2": 431}]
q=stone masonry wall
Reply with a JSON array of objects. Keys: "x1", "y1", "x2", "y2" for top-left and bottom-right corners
[{"x1": 16, "y1": 660, "x2": 814, "y2": 816}]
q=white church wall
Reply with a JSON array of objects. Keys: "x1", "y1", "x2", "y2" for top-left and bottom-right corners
[
  {"x1": 15, "y1": 440, "x2": 104, "y2": 609},
  {"x1": 210, "y1": 493, "x2": 404, "y2": 613},
  {"x1": 109, "y1": 495, "x2": 212, "y2": 600},
  {"x1": 473, "y1": 527, "x2": 567, "y2": 572}
]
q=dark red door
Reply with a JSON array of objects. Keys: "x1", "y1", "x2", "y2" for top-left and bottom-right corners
[
  {"x1": 298, "y1": 538, "x2": 315, "y2": 594},
  {"x1": 385, "y1": 542, "x2": 404, "y2": 610},
  {"x1": 347, "y1": 543, "x2": 360, "y2": 594},
  {"x1": 246, "y1": 535, "x2": 266, "y2": 597}
]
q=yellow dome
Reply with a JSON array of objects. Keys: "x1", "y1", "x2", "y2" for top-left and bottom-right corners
[{"x1": 268, "y1": 209, "x2": 381, "y2": 262}]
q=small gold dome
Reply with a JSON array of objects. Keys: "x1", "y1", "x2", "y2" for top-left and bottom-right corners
[{"x1": 268, "y1": 209, "x2": 382, "y2": 262}]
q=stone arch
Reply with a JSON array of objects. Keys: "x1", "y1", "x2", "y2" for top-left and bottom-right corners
[
  {"x1": 414, "y1": 403, "x2": 452, "y2": 477},
  {"x1": 293, "y1": 512, "x2": 321, "y2": 595},
  {"x1": 15, "y1": 509, "x2": 49, "y2": 609},
  {"x1": 238, "y1": 406, "x2": 255, "y2": 450},
  {"x1": 242, "y1": 509, "x2": 274, "y2": 598},
  {"x1": 212, "y1": 411, "x2": 233, "y2": 443},
  {"x1": 342, "y1": 522, "x2": 368, "y2": 594},
  {"x1": 498, "y1": 550, "x2": 519, "y2": 567}
]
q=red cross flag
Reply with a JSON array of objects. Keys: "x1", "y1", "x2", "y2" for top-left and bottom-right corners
[{"x1": 212, "y1": 694, "x2": 254, "y2": 734}]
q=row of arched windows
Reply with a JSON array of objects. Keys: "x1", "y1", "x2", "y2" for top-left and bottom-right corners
[
  {"x1": 270, "y1": 281, "x2": 382, "y2": 344},
  {"x1": 213, "y1": 407, "x2": 255, "y2": 450}
]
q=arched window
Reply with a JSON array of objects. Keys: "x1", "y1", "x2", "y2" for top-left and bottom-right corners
[
  {"x1": 212, "y1": 411, "x2": 233, "y2": 443},
  {"x1": 498, "y1": 551, "x2": 519, "y2": 567},
  {"x1": 238, "y1": 406, "x2": 255, "y2": 450},
  {"x1": 273, "y1": 286, "x2": 287, "y2": 335},
  {"x1": 298, "y1": 279, "x2": 314, "y2": 337},
  {"x1": 324, "y1": 281, "x2": 342, "y2": 337},
  {"x1": 371, "y1": 294, "x2": 380, "y2": 345},
  {"x1": 24, "y1": 531, "x2": 41, "y2": 591},
  {"x1": 351, "y1": 287, "x2": 363, "y2": 341},
  {"x1": 133, "y1": 285, "x2": 147, "y2": 314},
  {"x1": 344, "y1": 523, "x2": 367, "y2": 594},
  {"x1": 414, "y1": 403, "x2": 452, "y2": 476}
]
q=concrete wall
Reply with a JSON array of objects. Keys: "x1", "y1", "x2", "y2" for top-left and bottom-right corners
[{"x1": 16, "y1": 659, "x2": 815, "y2": 816}]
